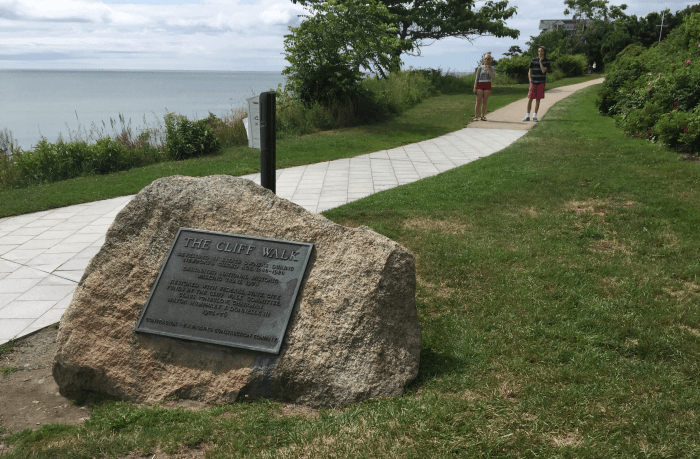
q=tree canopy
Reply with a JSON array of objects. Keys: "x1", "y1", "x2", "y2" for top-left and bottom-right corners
[
  {"x1": 523, "y1": 2, "x2": 700, "y2": 68},
  {"x1": 292, "y1": 0, "x2": 519, "y2": 63},
  {"x1": 283, "y1": 0, "x2": 405, "y2": 105}
]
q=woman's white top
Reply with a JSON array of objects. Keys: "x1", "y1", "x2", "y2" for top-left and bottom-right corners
[{"x1": 475, "y1": 65, "x2": 495, "y2": 82}]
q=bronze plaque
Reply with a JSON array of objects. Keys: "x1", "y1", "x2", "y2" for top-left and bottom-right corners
[{"x1": 135, "y1": 228, "x2": 313, "y2": 354}]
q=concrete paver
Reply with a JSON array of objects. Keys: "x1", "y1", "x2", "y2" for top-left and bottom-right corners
[{"x1": 0, "y1": 78, "x2": 603, "y2": 344}]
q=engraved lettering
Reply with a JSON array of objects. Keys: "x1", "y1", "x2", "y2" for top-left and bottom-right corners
[
  {"x1": 136, "y1": 229, "x2": 312, "y2": 354},
  {"x1": 145, "y1": 317, "x2": 178, "y2": 326}
]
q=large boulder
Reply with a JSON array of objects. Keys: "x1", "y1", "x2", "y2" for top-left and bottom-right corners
[{"x1": 53, "y1": 175, "x2": 420, "y2": 408}]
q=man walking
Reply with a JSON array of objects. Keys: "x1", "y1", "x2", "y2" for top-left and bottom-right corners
[{"x1": 524, "y1": 46, "x2": 551, "y2": 122}]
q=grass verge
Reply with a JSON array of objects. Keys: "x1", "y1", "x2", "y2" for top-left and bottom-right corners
[
  {"x1": 0, "y1": 75, "x2": 602, "y2": 218},
  {"x1": 3, "y1": 82, "x2": 700, "y2": 457}
]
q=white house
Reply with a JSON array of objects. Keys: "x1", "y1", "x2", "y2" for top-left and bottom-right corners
[{"x1": 539, "y1": 19, "x2": 594, "y2": 34}]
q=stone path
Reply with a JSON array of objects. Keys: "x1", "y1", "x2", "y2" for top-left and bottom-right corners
[{"x1": 0, "y1": 78, "x2": 603, "y2": 344}]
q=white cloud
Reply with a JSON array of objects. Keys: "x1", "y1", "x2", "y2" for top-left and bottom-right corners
[{"x1": 0, "y1": 0, "x2": 695, "y2": 70}]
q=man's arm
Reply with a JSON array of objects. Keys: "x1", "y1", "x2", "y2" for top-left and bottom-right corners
[{"x1": 539, "y1": 60, "x2": 547, "y2": 73}]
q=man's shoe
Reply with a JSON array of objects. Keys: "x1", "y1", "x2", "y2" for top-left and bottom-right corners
[
  {"x1": 522, "y1": 116, "x2": 530, "y2": 121},
  {"x1": 533, "y1": 115, "x2": 538, "y2": 122}
]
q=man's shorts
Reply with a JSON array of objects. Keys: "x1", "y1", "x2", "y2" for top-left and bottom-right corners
[{"x1": 528, "y1": 83, "x2": 546, "y2": 100}]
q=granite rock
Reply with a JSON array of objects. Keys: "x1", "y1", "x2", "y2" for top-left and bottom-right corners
[{"x1": 52, "y1": 175, "x2": 420, "y2": 408}]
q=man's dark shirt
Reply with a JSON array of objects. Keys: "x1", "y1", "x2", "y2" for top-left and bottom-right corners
[{"x1": 530, "y1": 57, "x2": 551, "y2": 85}]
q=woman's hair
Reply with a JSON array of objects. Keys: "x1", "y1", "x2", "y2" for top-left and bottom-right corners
[
  {"x1": 483, "y1": 53, "x2": 492, "y2": 61},
  {"x1": 538, "y1": 46, "x2": 547, "y2": 56}
]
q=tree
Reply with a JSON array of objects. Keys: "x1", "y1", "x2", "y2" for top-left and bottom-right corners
[
  {"x1": 503, "y1": 45, "x2": 522, "y2": 57},
  {"x1": 293, "y1": 0, "x2": 520, "y2": 65},
  {"x1": 560, "y1": 0, "x2": 627, "y2": 55},
  {"x1": 525, "y1": 28, "x2": 570, "y2": 56},
  {"x1": 563, "y1": 0, "x2": 627, "y2": 22},
  {"x1": 283, "y1": 0, "x2": 405, "y2": 105}
]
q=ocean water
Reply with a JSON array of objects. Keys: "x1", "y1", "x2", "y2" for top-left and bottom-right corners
[{"x1": 0, "y1": 70, "x2": 286, "y2": 151}]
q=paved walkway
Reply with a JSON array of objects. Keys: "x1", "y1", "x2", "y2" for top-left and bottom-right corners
[{"x1": 0, "y1": 78, "x2": 603, "y2": 344}]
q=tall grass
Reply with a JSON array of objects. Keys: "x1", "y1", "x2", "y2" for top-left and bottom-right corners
[
  {"x1": 0, "y1": 110, "x2": 247, "y2": 189},
  {"x1": 276, "y1": 68, "x2": 480, "y2": 138},
  {"x1": 208, "y1": 108, "x2": 248, "y2": 149}
]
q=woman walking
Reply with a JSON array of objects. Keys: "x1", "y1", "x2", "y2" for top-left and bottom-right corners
[{"x1": 473, "y1": 53, "x2": 495, "y2": 121}]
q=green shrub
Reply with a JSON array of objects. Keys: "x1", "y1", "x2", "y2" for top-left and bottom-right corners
[
  {"x1": 412, "y1": 68, "x2": 475, "y2": 94},
  {"x1": 362, "y1": 70, "x2": 434, "y2": 112},
  {"x1": 596, "y1": 44, "x2": 649, "y2": 115},
  {"x1": 0, "y1": 122, "x2": 168, "y2": 188},
  {"x1": 16, "y1": 139, "x2": 91, "y2": 184},
  {"x1": 164, "y1": 113, "x2": 221, "y2": 161},
  {"x1": 207, "y1": 109, "x2": 248, "y2": 148},
  {"x1": 596, "y1": 12, "x2": 700, "y2": 153},
  {"x1": 276, "y1": 69, "x2": 439, "y2": 138},
  {"x1": 653, "y1": 109, "x2": 700, "y2": 149},
  {"x1": 553, "y1": 54, "x2": 588, "y2": 77},
  {"x1": 276, "y1": 94, "x2": 338, "y2": 138},
  {"x1": 494, "y1": 55, "x2": 531, "y2": 83}
]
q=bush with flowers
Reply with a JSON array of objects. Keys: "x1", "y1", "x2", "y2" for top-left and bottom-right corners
[{"x1": 596, "y1": 12, "x2": 700, "y2": 153}]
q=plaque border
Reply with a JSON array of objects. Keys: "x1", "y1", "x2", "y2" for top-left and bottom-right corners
[{"x1": 134, "y1": 227, "x2": 313, "y2": 354}]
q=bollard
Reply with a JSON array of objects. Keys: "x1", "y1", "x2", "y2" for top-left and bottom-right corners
[{"x1": 259, "y1": 91, "x2": 276, "y2": 194}]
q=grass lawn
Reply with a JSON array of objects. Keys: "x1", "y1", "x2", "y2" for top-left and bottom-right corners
[
  {"x1": 2, "y1": 83, "x2": 700, "y2": 457},
  {"x1": 0, "y1": 75, "x2": 601, "y2": 219}
]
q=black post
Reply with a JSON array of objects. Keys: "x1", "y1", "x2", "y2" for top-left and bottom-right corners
[{"x1": 260, "y1": 91, "x2": 276, "y2": 194}]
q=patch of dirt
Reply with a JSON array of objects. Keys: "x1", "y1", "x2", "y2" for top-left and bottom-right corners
[
  {"x1": 497, "y1": 381, "x2": 519, "y2": 401},
  {"x1": 590, "y1": 239, "x2": 630, "y2": 254},
  {"x1": 551, "y1": 429, "x2": 583, "y2": 447},
  {"x1": 278, "y1": 404, "x2": 319, "y2": 419},
  {"x1": 403, "y1": 217, "x2": 470, "y2": 235},
  {"x1": 506, "y1": 206, "x2": 540, "y2": 218},
  {"x1": 0, "y1": 326, "x2": 90, "y2": 436},
  {"x1": 417, "y1": 276, "x2": 455, "y2": 299},
  {"x1": 118, "y1": 444, "x2": 209, "y2": 459},
  {"x1": 154, "y1": 399, "x2": 210, "y2": 411},
  {"x1": 566, "y1": 199, "x2": 635, "y2": 216},
  {"x1": 664, "y1": 282, "x2": 700, "y2": 302},
  {"x1": 599, "y1": 277, "x2": 620, "y2": 294},
  {"x1": 439, "y1": 390, "x2": 482, "y2": 403},
  {"x1": 680, "y1": 325, "x2": 700, "y2": 336}
]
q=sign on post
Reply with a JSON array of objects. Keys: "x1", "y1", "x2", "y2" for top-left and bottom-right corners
[
  {"x1": 247, "y1": 95, "x2": 261, "y2": 149},
  {"x1": 247, "y1": 92, "x2": 276, "y2": 194}
]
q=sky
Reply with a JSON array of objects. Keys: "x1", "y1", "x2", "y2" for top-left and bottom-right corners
[{"x1": 0, "y1": 0, "x2": 696, "y2": 73}]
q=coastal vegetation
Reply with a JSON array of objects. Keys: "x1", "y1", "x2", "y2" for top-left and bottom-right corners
[
  {"x1": 3, "y1": 84, "x2": 700, "y2": 459},
  {"x1": 0, "y1": 68, "x2": 500, "y2": 191},
  {"x1": 0, "y1": 74, "x2": 600, "y2": 218},
  {"x1": 496, "y1": 0, "x2": 698, "y2": 79},
  {"x1": 596, "y1": 12, "x2": 700, "y2": 153}
]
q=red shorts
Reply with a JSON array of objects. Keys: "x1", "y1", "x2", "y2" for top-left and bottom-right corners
[
  {"x1": 528, "y1": 83, "x2": 545, "y2": 100},
  {"x1": 475, "y1": 82, "x2": 492, "y2": 91}
]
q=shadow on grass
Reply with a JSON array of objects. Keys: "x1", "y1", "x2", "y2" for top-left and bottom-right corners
[{"x1": 407, "y1": 347, "x2": 464, "y2": 392}]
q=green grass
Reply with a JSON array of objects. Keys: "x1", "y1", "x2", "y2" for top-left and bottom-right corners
[
  {"x1": 0, "y1": 74, "x2": 602, "y2": 219},
  {"x1": 0, "y1": 341, "x2": 14, "y2": 359},
  {"x1": 0, "y1": 366, "x2": 18, "y2": 376},
  {"x1": 11, "y1": 77, "x2": 695, "y2": 459}
]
